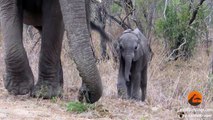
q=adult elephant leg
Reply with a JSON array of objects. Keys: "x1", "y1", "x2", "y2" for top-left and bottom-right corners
[
  {"x1": 0, "y1": 0, "x2": 34, "y2": 95},
  {"x1": 31, "y1": 0, "x2": 64, "y2": 98},
  {"x1": 59, "y1": 0, "x2": 102, "y2": 103}
]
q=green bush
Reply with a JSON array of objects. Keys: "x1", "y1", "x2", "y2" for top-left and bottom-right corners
[
  {"x1": 155, "y1": 1, "x2": 207, "y2": 59},
  {"x1": 111, "y1": 3, "x2": 122, "y2": 14}
]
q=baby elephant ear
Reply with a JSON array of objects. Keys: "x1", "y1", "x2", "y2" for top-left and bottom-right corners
[
  {"x1": 133, "y1": 28, "x2": 147, "y2": 42},
  {"x1": 123, "y1": 29, "x2": 132, "y2": 34},
  {"x1": 133, "y1": 28, "x2": 141, "y2": 37},
  {"x1": 114, "y1": 40, "x2": 121, "y2": 53}
]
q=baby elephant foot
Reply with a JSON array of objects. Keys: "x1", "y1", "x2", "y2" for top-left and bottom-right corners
[
  {"x1": 117, "y1": 87, "x2": 128, "y2": 99},
  {"x1": 31, "y1": 81, "x2": 63, "y2": 99},
  {"x1": 131, "y1": 95, "x2": 141, "y2": 101},
  {"x1": 4, "y1": 71, "x2": 34, "y2": 95}
]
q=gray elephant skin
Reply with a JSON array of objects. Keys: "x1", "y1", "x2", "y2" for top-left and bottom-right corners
[
  {"x1": 115, "y1": 28, "x2": 150, "y2": 101},
  {"x1": 0, "y1": 0, "x2": 103, "y2": 103}
]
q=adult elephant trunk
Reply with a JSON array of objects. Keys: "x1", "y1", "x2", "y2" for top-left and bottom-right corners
[
  {"x1": 59, "y1": 0, "x2": 102, "y2": 103},
  {"x1": 124, "y1": 55, "x2": 132, "y2": 82}
]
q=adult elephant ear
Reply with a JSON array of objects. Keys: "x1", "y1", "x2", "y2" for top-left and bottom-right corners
[
  {"x1": 59, "y1": 0, "x2": 103, "y2": 103},
  {"x1": 122, "y1": 29, "x2": 132, "y2": 34}
]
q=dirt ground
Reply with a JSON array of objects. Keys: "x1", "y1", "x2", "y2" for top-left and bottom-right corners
[
  {"x1": 0, "y1": 42, "x2": 172, "y2": 120},
  {"x1": 0, "y1": 29, "x2": 212, "y2": 120}
]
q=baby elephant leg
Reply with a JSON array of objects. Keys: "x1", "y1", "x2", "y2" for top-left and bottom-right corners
[
  {"x1": 117, "y1": 78, "x2": 128, "y2": 99},
  {"x1": 117, "y1": 60, "x2": 128, "y2": 99},
  {"x1": 126, "y1": 81, "x2": 132, "y2": 98},
  {"x1": 131, "y1": 73, "x2": 141, "y2": 100},
  {"x1": 141, "y1": 66, "x2": 147, "y2": 101}
]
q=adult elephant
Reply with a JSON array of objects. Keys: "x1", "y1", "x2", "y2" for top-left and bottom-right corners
[{"x1": 0, "y1": 0, "x2": 102, "y2": 103}]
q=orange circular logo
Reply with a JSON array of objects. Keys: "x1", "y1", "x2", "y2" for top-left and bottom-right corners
[{"x1": 188, "y1": 91, "x2": 202, "y2": 106}]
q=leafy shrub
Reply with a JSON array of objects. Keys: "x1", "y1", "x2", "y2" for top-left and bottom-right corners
[
  {"x1": 110, "y1": 2, "x2": 122, "y2": 14},
  {"x1": 155, "y1": 1, "x2": 207, "y2": 59},
  {"x1": 66, "y1": 101, "x2": 94, "y2": 113}
]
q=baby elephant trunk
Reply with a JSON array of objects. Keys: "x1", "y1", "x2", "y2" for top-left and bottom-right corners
[{"x1": 124, "y1": 55, "x2": 132, "y2": 82}]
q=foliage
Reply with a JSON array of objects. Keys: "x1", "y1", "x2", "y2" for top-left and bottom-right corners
[
  {"x1": 134, "y1": 0, "x2": 156, "y2": 36},
  {"x1": 51, "y1": 96, "x2": 58, "y2": 103},
  {"x1": 110, "y1": 2, "x2": 122, "y2": 14},
  {"x1": 66, "y1": 101, "x2": 95, "y2": 113},
  {"x1": 155, "y1": 0, "x2": 208, "y2": 59}
]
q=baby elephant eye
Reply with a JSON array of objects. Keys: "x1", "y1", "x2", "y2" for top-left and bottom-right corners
[
  {"x1": 134, "y1": 44, "x2": 139, "y2": 50},
  {"x1": 119, "y1": 44, "x2": 123, "y2": 50}
]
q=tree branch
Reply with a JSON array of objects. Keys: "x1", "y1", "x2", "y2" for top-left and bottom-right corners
[
  {"x1": 113, "y1": 1, "x2": 122, "y2": 7},
  {"x1": 163, "y1": 0, "x2": 168, "y2": 19},
  {"x1": 189, "y1": 0, "x2": 206, "y2": 25},
  {"x1": 106, "y1": 13, "x2": 132, "y2": 29},
  {"x1": 122, "y1": 8, "x2": 135, "y2": 23}
]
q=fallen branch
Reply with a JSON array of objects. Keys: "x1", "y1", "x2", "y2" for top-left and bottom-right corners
[{"x1": 166, "y1": 38, "x2": 186, "y2": 61}]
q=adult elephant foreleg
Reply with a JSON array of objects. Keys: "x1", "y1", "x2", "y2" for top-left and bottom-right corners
[
  {"x1": 59, "y1": 0, "x2": 103, "y2": 103},
  {"x1": 31, "y1": 0, "x2": 64, "y2": 98},
  {"x1": 0, "y1": 0, "x2": 34, "y2": 95}
]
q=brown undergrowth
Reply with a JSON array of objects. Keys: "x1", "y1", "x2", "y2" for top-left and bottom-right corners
[{"x1": 0, "y1": 27, "x2": 212, "y2": 120}]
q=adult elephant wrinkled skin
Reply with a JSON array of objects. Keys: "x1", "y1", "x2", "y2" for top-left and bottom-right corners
[
  {"x1": 0, "y1": 0, "x2": 103, "y2": 103},
  {"x1": 114, "y1": 28, "x2": 151, "y2": 101}
]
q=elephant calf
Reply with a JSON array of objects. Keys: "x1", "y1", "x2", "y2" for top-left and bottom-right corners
[{"x1": 115, "y1": 28, "x2": 151, "y2": 101}]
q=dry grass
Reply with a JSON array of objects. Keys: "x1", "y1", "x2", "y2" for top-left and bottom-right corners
[{"x1": 0, "y1": 27, "x2": 212, "y2": 120}]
